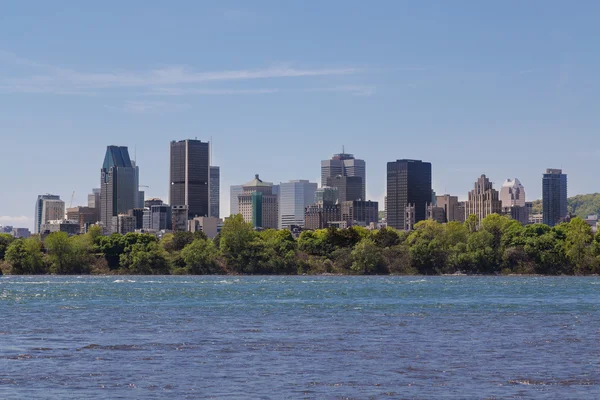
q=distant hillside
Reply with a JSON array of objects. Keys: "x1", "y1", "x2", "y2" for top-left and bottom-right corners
[
  {"x1": 568, "y1": 193, "x2": 600, "y2": 218},
  {"x1": 529, "y1": 194, "x2": 600, "y2": 218}
]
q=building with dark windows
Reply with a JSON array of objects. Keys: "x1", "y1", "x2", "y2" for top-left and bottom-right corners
[
  {"x1": 172, "y1": 205, "x2": 189, "y2": 232},
  {"x1": 143, "y1": 204, "x2": 172, "y2": 231},
  {"x1": 543, "y1": 168, "x2": 568, "y2": 227},
  {"x1": 210, "y1": 166, "x2": 220, "y2": 218},
  {"x1": 144, "y1": 198, "x2": 163, "y2": 208},
  {"x1": 305, "y1": 203, "x2": 341, "y2": 230},
  {"x1": 326, "y1": 175, "x2": 362, "y2": 203},
  {"x1": 128, "y1": 208, "x2": 146, "y2": 230},
  {"x1": 321, "y1": 151, "x2": 366, "y2": 201},
  {"x1": 386, "y1": 159, "x2": 432, "y2": 230},
  {"x1": 340, "y1": 200, "x2": 379, "y2": 227},
  {"x1": 100, "y1": 146, "x2": 136, "y2": 233},
  {"x1": 170, "y1": 139, "x2": 210, "y2": 220}
]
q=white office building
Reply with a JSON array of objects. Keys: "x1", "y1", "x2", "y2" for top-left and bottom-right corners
[{"x1": 279, "y1": 180, "x2": 318, "y2": 229}]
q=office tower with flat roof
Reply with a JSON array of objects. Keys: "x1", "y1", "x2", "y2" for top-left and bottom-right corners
[
  {"x1": 230, "y1": 185, "x2": 244, "y2": 216},
  {"x1": 210, "y1": 166, "x2": 220, "y2": 218},
  {"x1": 100, "y1": 146, "x2": 136, "y2": 233},
  {"x1": 112, "y1": 214, "x2": 135, "y2": 234},
  {"x1": 172, "y1": 205, "x2": 189, "y2": 232},
  {"x1": 326, "y1": 175, "x2": 362, "y2": 203},
  {"x1": 386, "y1": 159, "x2": 432, "y2": 230},
  {"x1": 128, "y1": 208, "x2": 145, "y2": 230},
  {"x1": 340, "y1": 200, "x2": 379, "y2": 227},
  {"x1": 170, "y1": 139, "x2": 210, "y2": 219},
  {"x1": 132, "y1": 160, "x2": 142, "y2": 209},
  {"x1": 543, "y1": 168, "x2": 568, "y2": 227},
  {"x1": 144, "y1": 198, "x2": 163, "y2": 208},
  {"x1": 321, "y1": 151, "x2": 366, "y2": 200},
  {"x1": 279, "y1": 180, "x2": 318, "y2": 229},
  {"x1": 435, "y1": 194, "x2": 464, "y2": 223},
  {"x1": 238, "y1": 175, "x2": 279, "y2": 229},
  {"x1": 34, "y1": 194, "x2": 64, "y2": 234},
  {"x1": 465, "y1": 175, "x2": 502, "y2": 223}
]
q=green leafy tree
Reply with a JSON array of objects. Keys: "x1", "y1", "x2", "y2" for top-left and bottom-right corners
[
  {"x1": 372, "y1": 227, "x2": 401, "y2": 248},
  {"x1": 351, "y1": 238, "x2": 384, "y2": 274},
  {"x1": 120, "y1": 241, "x2": 170, "y2": 274},
  {"x1": 181, "y1": 238, "x2": 219, "y2": 274},
  {"x1": 219, "y1": 214, "x2": 260, "y2": 273},
  {"x1": 0, "y1": 233, "x2": 15, "y2": 260},
  {"x1": 5, "y1": 238, "x2": 46, "y2": 274},
  {"x1": 561, "y1": 217, "x2": 595, "y2": 274}
]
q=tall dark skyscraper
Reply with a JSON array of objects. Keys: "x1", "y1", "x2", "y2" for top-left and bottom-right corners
[
  {"x1": 170, "y1": 139, "x2": 210, "y2": 219},
  {"x1": 210, "y1": 166, "x2": 220, "y2": 218},
  {"x1": 321, "y1": 151, "x2": 366, "y2": 200},
  {"x1": 386, "y1": 159, "x2": 432, "y2": 230},
  {"x1": 542, "y1": 168, "x2": 567, "y2": 227},
  {"x1": 100, "y1": 146, "x2": 136, "y2": 233}
]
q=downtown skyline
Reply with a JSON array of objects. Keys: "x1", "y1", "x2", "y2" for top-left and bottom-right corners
[{"x1": 2, "y1": 1, "x2": 600, "y2": 228}]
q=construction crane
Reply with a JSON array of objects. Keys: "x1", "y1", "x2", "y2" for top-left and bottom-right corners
[{"x1": 69, "y1": 191, "x2": 75, "y2": 208}]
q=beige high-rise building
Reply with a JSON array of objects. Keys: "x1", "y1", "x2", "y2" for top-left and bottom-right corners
[
  {"x1": 465, "y1": 175, "x2": 502, "y2": 222},
  {"x1": 238, "y1": 175, "x2": 279, "y2": 229},
  {"x1": 435, "y1": 194, "x2": 465, "y2": 223}
]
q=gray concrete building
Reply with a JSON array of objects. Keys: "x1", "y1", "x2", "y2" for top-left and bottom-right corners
[
  {"x1": 326, "y1": 175, "x2": 362, "y2": 204},
  {"x1": 321, "y1": 151, "x2": 366, "y2": 200},
  {"x1": 34, "y1": 194, "x2": 64, "y2": 234}
]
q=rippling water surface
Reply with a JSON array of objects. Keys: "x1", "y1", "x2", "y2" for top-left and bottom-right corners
[{"x1": 1, "y1": 276, "x2": 599, "y2": 399}]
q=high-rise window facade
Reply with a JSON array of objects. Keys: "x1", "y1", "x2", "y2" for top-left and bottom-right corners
[
  {"x1": 321, "y1": 152, "x2": 366, "y2": 200},
  {"x1": 279, "y1": 180, "x2": 318, "y2": 229},
  {"x1": 34, "y1": 194, "x2": 63, "y2": 234},
  {"x1": 542, "y1": 169, "x2": 567, "y2": 227},
  {"x1": 100, "y1": 146, "x2": 136, "y2": 233},
  {"x1": 386, "y1": 159, "x2": 432, "y2": 230},
  {"x1": 170, "y1": 139, "x2": 210, "y2": 219},
  {"x1": 210, "y1": 166, "x2": 220, "y2": 218}
]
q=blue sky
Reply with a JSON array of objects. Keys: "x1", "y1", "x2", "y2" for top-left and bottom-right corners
[{"x1": 1, "y1": 1, "x2": 599, "y2": 229}]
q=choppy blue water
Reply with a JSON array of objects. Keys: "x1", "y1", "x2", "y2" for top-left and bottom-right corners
[{"x1": 1, "y1": 276, "x2": 599, "y2": 399}]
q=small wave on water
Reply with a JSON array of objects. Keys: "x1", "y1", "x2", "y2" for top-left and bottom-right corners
[{"x1": 113, "y1": 280, "x2": 136, "y2": 283}]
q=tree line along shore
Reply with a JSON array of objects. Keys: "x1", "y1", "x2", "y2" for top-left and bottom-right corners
[{"x1": 1, "y1": 214, "x2": 599, "y2": 276}]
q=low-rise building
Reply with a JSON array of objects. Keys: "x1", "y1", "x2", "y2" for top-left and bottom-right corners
[
  {"x1": 40, "y1": 220, "x2": 80, "y2": 236},
  {"x1": 188, "y1": 216, "x2": 222, "y2": 239},
  {"x1": 426, "y1": 204, "x2": 446, "y2": 224},
  {"x1": 340, "y1": 200, "x2": 379, "y2": 227},
  {"x1": 305, "y1": 203, "x2": 341, "y2": 230},
  {"x1": 112, "y1": 214, "x2": 135, "y2": 234},
  {"x1": 172, "y1": 205, "x2": 189, "y2": 232}
]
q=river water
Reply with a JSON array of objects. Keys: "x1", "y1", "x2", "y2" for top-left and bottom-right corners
[{"x1": 1, "y1": 276, "x2": 598, "y2": 399}]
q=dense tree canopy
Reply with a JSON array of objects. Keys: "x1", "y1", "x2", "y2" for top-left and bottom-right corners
[{"x1": 1, "y1": 214, "x2": 599, "y2": 275}]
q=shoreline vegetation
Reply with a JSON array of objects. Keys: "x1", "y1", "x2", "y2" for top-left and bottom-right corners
[{"x1": 1, "y1": 214, "x2": 600, "y2": 276}]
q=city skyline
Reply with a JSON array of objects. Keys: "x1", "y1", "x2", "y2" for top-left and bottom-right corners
[{"x1": 2, "y1": 2, "x2": 600, "y2": 228}]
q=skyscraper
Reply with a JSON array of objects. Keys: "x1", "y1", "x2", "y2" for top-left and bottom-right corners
[
  {"x1": 542, "y1": 168, "x2": 568, "y2": 227},
  {"x1": 34, "y1": 194, "x2": 64, "y2": 234},
  {"x1": 210, "y1": 166, "x2": 220, "y2": 218},
  {"x1": 386, "y1": 159, "x2": 432, "y2": 230},
  {"x1": 229, "y1": 185, "x2": 244, "y2": 216},
  {"x1": 500, "y1": 178, "x2": 526, "y2": 207},
  {"x1": 170, "y1": 139, "x2": 210, "y2": 219},
  {"x1": 500, "y1": 178, "x2": 528, "y2": 225},
  {"x1": 326, "y1": 175, "x2": 362, "y2": 203},
  {"x1": 279, "y1": 180, "x2": 318, "y2": 229},
  {"x1": 464, "y1": 175, "x2": 502, "y2": 223},
  {"x1": 321, "y1": 151, "x2": 366, "y2": 200},
  {"x1": 238, "y1": 175, "x2": 279, "y2": 229},
  {"x1": 100, "y1": 146, "x2": 136, "y2": 233},
  {"x1": 132, "y1": 160, "x2": 142, "y2": 209}
]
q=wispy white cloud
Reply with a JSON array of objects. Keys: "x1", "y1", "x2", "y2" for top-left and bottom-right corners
[
  {"x1": 105, "y1": 100, "x2": 191, "y2": 114},
  {"x1": 149, "y1": 87, "x2": 280, "y2": 96},
  {"x1": 0, "y1": 51, "x2": 363, "y2": 96},
  {"x1": 0, "y1": 215, "x2": 29, "y2": 222},
  {"x1": 304, "y1": 85, "x2": 376, "y2": 96}
]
